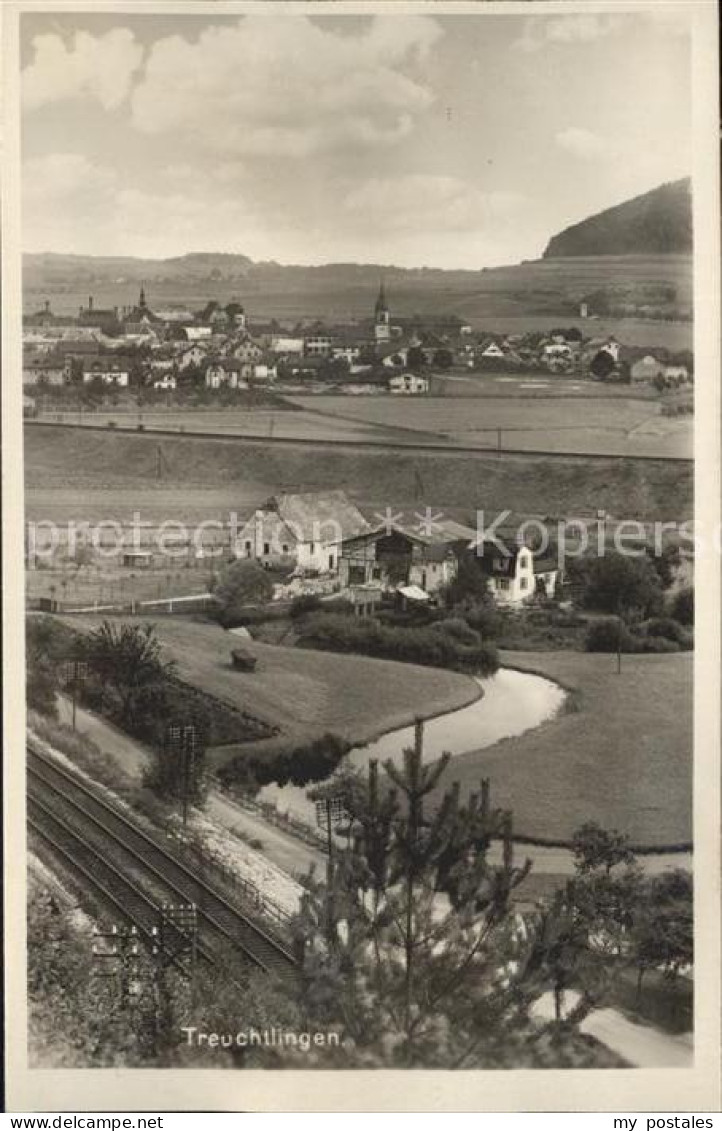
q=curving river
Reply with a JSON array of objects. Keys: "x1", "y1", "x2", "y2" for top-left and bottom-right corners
[{"x1": 256, "y1": 667, "x2": 565, "y2": 826}]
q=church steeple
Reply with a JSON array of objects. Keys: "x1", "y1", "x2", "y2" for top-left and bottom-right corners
[
  {"x1": 374, "y1": 278, "x2": 391, "y2": 343},
  {"x1": 139, "y1": 283, "x2": 147, "y2": 310}
]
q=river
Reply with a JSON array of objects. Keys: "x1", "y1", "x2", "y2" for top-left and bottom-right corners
[{"x1": 256, "y1": 667, "x2": 566, "y2": 826}]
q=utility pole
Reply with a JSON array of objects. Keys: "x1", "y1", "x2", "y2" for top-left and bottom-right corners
[
  {"x1": 63, "y1": 658, "x2": 88, "y2": 730},
  {"x1": 164, "y1": 722, "x2": 198, "y2": 827}
]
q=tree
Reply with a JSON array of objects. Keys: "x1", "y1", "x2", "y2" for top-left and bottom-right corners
[
  {"x1": 572, "y1": 551, "x2": 664, "y2": 620},
  {"x1": 80, "y1": 620, "x2": 177, "y2": 731},
  {"x1": 406, "y1": 345, "x2": 426, "y2": 370},
  {"x1": 630, "y1": 870, "x2": 693, "y2": 1002},
  {"x1": 672, "y1": 586, "x2": 693, "y2": 626},
  {"x1": 432, "y1": 349, "x2": 454, "y2": 369},
  {"x1": 211, "y1": 559, "x2": 274, "y2": 626},
  {"x1": 292, "y1": 723, "x2": 602, "y2": 1068},
  {"x1": 571, "y1": 822, "x2": 636, "y2": 875},
  {"x1": 589, "y1": 350, "x2": 616, "y2": 380}
]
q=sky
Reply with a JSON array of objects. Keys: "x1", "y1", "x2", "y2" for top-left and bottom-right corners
[{"x1": 20, "y1": 7, "x2": 693, "y2": 269}]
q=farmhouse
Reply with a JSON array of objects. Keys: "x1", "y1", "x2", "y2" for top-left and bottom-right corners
[
  {"x1": 479, "y1": 543, "x2": 559, "y2": 606},
  {"x1": 339, "y1": 519, "x2": 475, "y2": 599},
  {"x1": 81, "y1": 356, "x2": 131, "y2": 386},
  {"x1": 234, "y1": 490, "x2": 369, "y2": 574},
  {"x1": 22, "y1": 356, "x2": 66, "y2": 386},
  {"x1": 388, "y1": 372, "x2": 429, "y2": 395},
  {"x1": 204, "y1": 361, "x2": 247, "y2": 389},
  {"x1": 630, "y1": 354, "x2": 666, "y2": 383}
]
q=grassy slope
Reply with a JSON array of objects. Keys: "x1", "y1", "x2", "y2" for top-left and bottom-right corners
[
  {"x1": 438, "y1": 650, "x2": 692, "y2": 849},
  {"x1": 25, "y1": 425, "x2": 693, "y2": 521},
  {"x1": 64, "y1": 615, "x2": 479, "y2": 753}
]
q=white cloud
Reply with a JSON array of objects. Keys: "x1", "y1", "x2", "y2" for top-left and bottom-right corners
[
  {"x1": 22, "y1": 153, "x2": 259, "y2": 258},
  {"x1": 22, "y1": 29, "x2": 143, "y2": 111},
  {"x1": 555, "y1": 127, "x2": 614, "y2": 161},
  {"x1": 512, "y1": 14, "x2": 624, "y2": 53},
  {"x1": 130, "y1": 15, "x2": 441, "y2": 157},
  {"x1": 343, "y1": 175, "x2": 524, "y2": 233}
]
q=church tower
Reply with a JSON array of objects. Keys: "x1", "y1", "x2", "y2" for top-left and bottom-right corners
[{"x1": 374, "y1": 280, "x2": 391, "y2": 343}]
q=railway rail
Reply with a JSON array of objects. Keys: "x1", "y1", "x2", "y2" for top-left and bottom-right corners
[{"x1": 27, "y1": 742, "x2": 298, "y2": 981}]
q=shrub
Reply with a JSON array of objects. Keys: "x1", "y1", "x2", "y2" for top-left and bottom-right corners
[
  {"x1": 296, "y1": 613, "x2": 498, "y2": 675},
  {"x1": 585, "y1": 618, "x2": 635, "y2": 654},
  {"x1": 289, "y1": 594, "x2": 324, "y2": 620},
  {"x1": 671, "y1": 587, "x2": 693, "y2": 626},
  {"x1": 643, "y1": 617, "x2": 688, "y2": 643},
  {"x1": 432, "y1": 618, "x2": 482, "y2": 647},
  {"x1": 637, "y1": 636, "x2": 680, "y2": 654}
]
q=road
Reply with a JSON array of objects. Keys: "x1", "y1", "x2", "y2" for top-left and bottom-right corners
[{"x1": 532, "y1": 991, "x2": 692, "y2": 1068}]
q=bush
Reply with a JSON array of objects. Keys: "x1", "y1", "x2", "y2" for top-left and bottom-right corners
[
  {"x1": 289, "y1": 594, "x2": 324, "y2": 619},
  {"x1": 217, "y1": 731, "x2": 349, "y2": 791},
  {"x1": 643, "y1": 617, "x2": 688, "y2": 644},
  {"x1": 585, "y1": 618, "x2": 635, "y2": 654},
  {"x1": 671, "y1": 587, "x2": 693, "y2": 626},
  {"x1": 296, "y1": 613, "x2": 499, "y2": 675},
  {"x1": 432, "y1": 618, "x2": 482, "y2": 647},
  {"x1": 637, "y1": 636, "x2": 680, "y2": 654}
]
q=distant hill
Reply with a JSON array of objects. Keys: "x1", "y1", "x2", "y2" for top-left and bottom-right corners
[
  {"x1": 543, "y1": 179, "x2": 691, "y2": 258},
  {"x1": 23, "y1": 181, "x2": 692, "y2": 330}
]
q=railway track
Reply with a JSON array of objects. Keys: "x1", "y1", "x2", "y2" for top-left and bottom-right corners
[{"x1": 27, "y1": 743, "x2": 298, "y2": 981}]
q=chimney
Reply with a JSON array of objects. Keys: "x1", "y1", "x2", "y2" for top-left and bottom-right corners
[
  {"x1": 44, "y1": 300, "x2": 50, "y2": 313},
  {"x1": 88, "y1": 296, "x2": 93, "y2": 311}
]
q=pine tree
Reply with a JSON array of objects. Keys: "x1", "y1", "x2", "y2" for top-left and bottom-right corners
[{"x1": 293, "y1": 721, "x2": 546, "y2": 1067}]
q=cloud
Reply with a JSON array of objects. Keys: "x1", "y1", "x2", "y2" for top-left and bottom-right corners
[
  {"x1": 22, "y1": 153, "x2": 259, "y2": 258},
  {"x1": 22, "y1": 28, "x2": 144, "y2": 111},
  {"x1": 512, "y1": 14, "x2": 624, "y2": 53},
  {"x1": 343, "y1": 175, "x2": 524, "y2": 233},
  {"x1": 130, "y1": 15, "x2": 441, "y2": 157},
  {"x1": 555, "y1": 127, "x2": 613, "y2": 161}
]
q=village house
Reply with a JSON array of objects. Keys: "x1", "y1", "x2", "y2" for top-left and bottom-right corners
[
  {"x1": 270, "y1": 334, "x2": 305, "y2": 356},
  {"x1": 388, "y1": 372, "x2": 429, "y2": 395},
  {"x1": 234, "y1": 490, "x2": 369, "y2": 574},
  {"x1": 224, "y1": 334, "x2": 263, "y2": 365},
  {"x1": 479, "y1": 543, "x2": 559, "y2": 606},
  {"x1": 152, "y1": 373, "x2": 177, "y2": 390},
  {"x1": 663, "y1": 364, "x2": 690, "y2": 384},
  {"x1": 177, "y1": 344, "x2": 209, "y2": 370},
  {"x1": 22, "y1": 355, "x2": 66, "y2": 386},
  {"x1": 81, "y1": 355, "x2": 132, "y2": 386},
  {"x1": 630, "y1": 354, "x2": 666, "y2": 383},
  {"x1": 339, "y1": 519, "x2": 476, "y2": 600},
  {"x1": 204, "y1": 360, "x2": 247, "y2": 389}
]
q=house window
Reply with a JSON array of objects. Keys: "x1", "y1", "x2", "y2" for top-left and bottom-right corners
[
  {"x1": 498, "y1": 579, "x2": 510, "y2": 591},
  {"x1": 328, "y1": 554, "x2": 335, "y2": 570},
  {"x1": 282, "y1": 544, "x2": 289, "y2": 554},
  {"x1": 309, "y1": 542, "x2": 315, "y2": 554},
  {"x1": 263, "y1": 542, "x2": 270, "y2": 556},
  {"x1": 244, "y1": 541, "x2": 252, "y2": 554},
  {"x1": 519, "y1": 576, "x2": 528, "y2": 591}
]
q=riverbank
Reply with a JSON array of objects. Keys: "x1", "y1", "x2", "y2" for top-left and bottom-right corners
[
  {"x1": 59, "y1": 615, "x2": 482, "y2": 759},
  {"x1": 437, "y1": 649, "x2": 692, "y2": 850}
]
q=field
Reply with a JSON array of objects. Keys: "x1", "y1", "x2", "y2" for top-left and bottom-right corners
[
  {"x1": 63, "y1": 615, "x2": 480, "y2": 756},
  {"x1": 25, "y1": 425, "x2": 694, "y2": 524},
  {"x1": 24, "y1": 252, "x2": 693, "y2": 335},
  {"x1": 438, "y1": 650, "x2": 692, "y2": 849},
  {"x1": 290, "y1": 390, "x2": 691, "y2": 459}
]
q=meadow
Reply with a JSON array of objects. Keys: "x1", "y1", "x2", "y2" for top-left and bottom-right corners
[
  {"x1": 31, "y1": 384, "x2": 692, "y2": 458},
  {"x1": 439, "y1": 649, "x2": 692, "y2": 849},
  {"x1": 63, "y1": 614, "x2": 480, "y2": 753},
  {"x1": 24, "y1": 424, "x2": 694, "y2": 523}
]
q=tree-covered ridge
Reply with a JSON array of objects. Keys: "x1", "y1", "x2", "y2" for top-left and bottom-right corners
[{"x1": 543, "y1": 180, "x2": 691, "y2": 259}]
